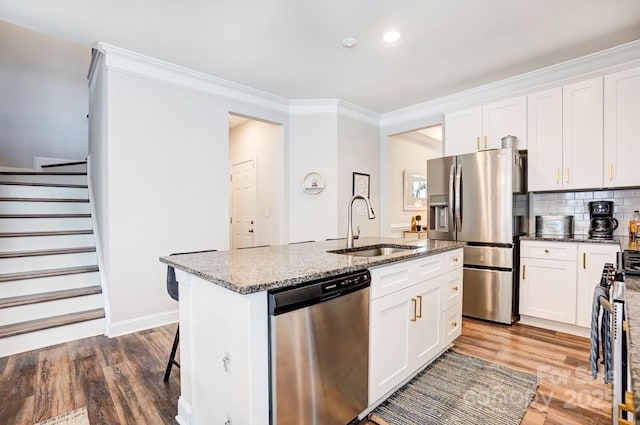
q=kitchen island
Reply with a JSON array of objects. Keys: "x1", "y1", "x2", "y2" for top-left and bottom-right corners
[{"x1": 160, "y1": 237, "x2": 464, "y2": 425}]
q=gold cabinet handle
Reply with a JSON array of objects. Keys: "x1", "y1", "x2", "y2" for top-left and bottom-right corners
[
  {"x1": 411, "y1": 298, "x2": 417, "y2": 322},
  {"x1": 476, "y1": 136, "x2": 480, "y2": 150},
  {"x1": 522, "y1": 265, "x2": 526, "y2": 280},
  {"x1": 609, "y1": 163, "x2": 613, "y2": 181},
  {"x1": 416, "y1": 295, "x2": 423, "y2": 319},
  {"x1": 452, "y1": 286, "x2": 459, "y2": 291},
  {"x1": 556, "y1": 169, "x2": 560, "y2": 184},
  {"x1": 452, "y1": 321, "x2": 458, "y2": 328},
  {"x1": 544, "y1": 249, "x2": 549, "y2": 254},
  {"x1": 583, "y1": 252, "x2": 586, "y2": 269},
  {"x1": 565, "y1": 168, "x2": 570, "y2": 183},
  {"x1": 483, "y1": 135, "x2": 487, "y2": 149},
  {"x1": 453, "y1": 257, "x2": 459, "y2": 263}
]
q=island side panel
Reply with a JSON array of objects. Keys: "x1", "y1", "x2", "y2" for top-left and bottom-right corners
[{"x1": 178, "y1": 271, "x2": 269, "y2": 425}]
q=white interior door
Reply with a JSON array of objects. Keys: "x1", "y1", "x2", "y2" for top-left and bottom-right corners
[{"x1": 231, "y1": 160, "x2": 256, "y2": 249}]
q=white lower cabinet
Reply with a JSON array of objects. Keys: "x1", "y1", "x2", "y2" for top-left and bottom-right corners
[
  {"x1": 368, "y1": 248, "x2": 463, "y2": 406},
  {"x1": 520, "y1": 241, "x2": 620, "y2": 329}
]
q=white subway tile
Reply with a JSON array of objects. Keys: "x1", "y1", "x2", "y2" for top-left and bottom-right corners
[{"x1": 575, "y1": 192, "x2": 594, "y2": 199}]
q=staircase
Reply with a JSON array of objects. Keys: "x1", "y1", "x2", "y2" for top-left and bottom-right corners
[{"x1": 0, "y1": 161, "x2": 105, "y2": 358}]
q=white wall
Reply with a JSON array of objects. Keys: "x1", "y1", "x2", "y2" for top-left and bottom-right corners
[
  {"x1": 229, "y1": 118, "x2": 285, "y2": 246},
  {"x1": 0, "y1": 20, "x2": 89, "y2": 168},
  {"x1": 383, "y1": 131, "x2": 442, "y2": 237},
  {"x1": 337, "y1": 115, "x2": 380, "y2": 238},
  {"x1": 288, "y1": 113, "x2": 339, "y2": 242}
]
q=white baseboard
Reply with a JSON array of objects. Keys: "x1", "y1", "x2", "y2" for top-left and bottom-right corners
[
  {"x1": 176, "y1": 396, "x2": 194, "y2": 425},
  {"x1": 107, "y1": 309, "x2": 178, "y2": 337},
  {"x1": 519, "y1": 315, "x2": 590, "y2": 338}
]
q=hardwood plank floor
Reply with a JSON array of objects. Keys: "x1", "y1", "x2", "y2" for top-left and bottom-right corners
[{"x1": 0, "y1": 319, "x2": 611, "y2": 424}]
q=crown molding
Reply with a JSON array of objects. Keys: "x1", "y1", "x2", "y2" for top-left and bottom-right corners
[
  {"x1": 289, "y1": 99, "x2": 380, "y2": 126},
  {"x1": 98, "y1": 43, "x2": 290, "y2": 114},
  {"x1": 380, "y1": 39, "x2": 640, "y2": 131}
]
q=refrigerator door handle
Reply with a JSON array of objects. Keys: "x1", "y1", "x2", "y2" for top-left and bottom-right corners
[
  {"x1": 448, "y1": 163, "x2": 455, "y2": 232},
  {"x1": 455, "y1": 163, "x2": 462, "y2": 230}
]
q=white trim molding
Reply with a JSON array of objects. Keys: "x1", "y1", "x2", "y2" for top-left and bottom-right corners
[
  {"x1": 380, "y1": 39, "x2": 640, "y2": 132},
  {"x1": 289, "y1": 99, "x2": 380, "y2": 125},
  {"x1": 98, "y1": 43, "x2": 290, "y2": 114},
  {"x1": 107, "y1": 309, "x2": 178, "y2": 337}
]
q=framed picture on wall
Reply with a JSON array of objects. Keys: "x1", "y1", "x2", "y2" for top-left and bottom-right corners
[
  {"x1": 404, "y1": 170, "x2": 427, "y2": 210},
  {"x1": 352, "y1": 172, "x2": 370, "y2": 198}
]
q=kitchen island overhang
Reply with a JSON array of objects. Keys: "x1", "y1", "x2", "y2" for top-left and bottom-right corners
[{"x1": 159, "y1": 237, "x2": 465, "y2": 425}]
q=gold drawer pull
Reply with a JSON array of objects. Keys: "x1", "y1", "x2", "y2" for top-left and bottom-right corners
[
  {"x1": 452, "y1": 257, "x2": 459, "y2": 263},
  {"x1": 583, "y1": 252, "x2": 586, "y2": 269},
  {"x1": 416, "y1": 295, "x2": 423, "y2": 319},
  {"x1": 522, "y1": 265, "x2": 526, "y2": 280},
  {"x1": 609, "y1": 163, "x2": 613, "y2": 181},
  {"x1": 565, "y1": 168, "x2": 570, "y2": 183},
  {"x1": 452, "y1": 286, "x2": 459, "y2": 291},
  {"x1": 452, "y1": 321, "x2": 458, "y2": 327},
  {"x1": 544, "y1": 249, "x2": 549, "y2": 254}
]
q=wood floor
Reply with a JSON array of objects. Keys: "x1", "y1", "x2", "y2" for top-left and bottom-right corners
[{"x1": 0, "y1": 319, "x2": 611, "y2": 425}]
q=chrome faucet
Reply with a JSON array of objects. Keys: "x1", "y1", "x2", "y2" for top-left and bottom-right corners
[{"x1": 347, "y1": 195, "x2": 375, "y2": 249}]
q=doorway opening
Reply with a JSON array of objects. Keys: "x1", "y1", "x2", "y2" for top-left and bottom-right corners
[
  {"x1": 229, "y1": 113, "x2": 284, "y2": 249},
  {"x1": 385, "y1": 124, "x2": 443, "y2": 237}
]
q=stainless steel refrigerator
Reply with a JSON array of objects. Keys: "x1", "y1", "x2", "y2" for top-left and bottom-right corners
[{"x1": 427, "y1": 148, "x2": 527, "y2": 324}]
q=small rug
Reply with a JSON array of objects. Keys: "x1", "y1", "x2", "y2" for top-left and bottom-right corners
[
  {"x1": 35, "y1": 407, "x2": 90, "y2": 425},
  {"x1": 370, "y1": 351, "x2": 539, "y2": 425}
]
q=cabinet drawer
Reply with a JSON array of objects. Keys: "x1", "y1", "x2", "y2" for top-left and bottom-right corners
[
  {"x1": 369, "y1": 261, "x2": 414, "y2": 300},
  {"x1": 444, "y1": 268, "x2": 463, "y2": 309},
  {"x1": 415, "y1": 255, "x2": 445, "y2": 282},
  {"x1": 521, "y1": 241, "x2": 578, "y2": 261},
  {"x1": 445, "y1": 248, "x2": 464, "y2": 271},
  {"x1": 444, "y1": 303, "x2": 462, "y2": 345}
]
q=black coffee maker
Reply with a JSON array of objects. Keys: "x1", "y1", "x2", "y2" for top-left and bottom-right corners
[{"x1": 588, "y1": 201, "x2": 618, "y2": 240}]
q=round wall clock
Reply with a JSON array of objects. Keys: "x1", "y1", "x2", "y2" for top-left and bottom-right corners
[{"x1": 302, "y1": 172, "x2": 325, "y2": 195}]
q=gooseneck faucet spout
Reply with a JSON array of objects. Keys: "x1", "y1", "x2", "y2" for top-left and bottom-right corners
[{"x1": 347, "y1": 195, "x2": 376, "y2": 249}]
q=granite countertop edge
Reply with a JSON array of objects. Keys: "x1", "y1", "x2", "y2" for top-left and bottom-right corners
[
  {"x1": 520, "y1": 234, "x2": 623, "y2": 245},
  {"x1": 160, "y1": 238, "x2": 465, "y2": 295}
]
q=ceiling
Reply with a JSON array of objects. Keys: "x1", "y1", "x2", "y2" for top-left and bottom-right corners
[{"x1": 1, "y1": 1, "x2": 640, "y2": 113}]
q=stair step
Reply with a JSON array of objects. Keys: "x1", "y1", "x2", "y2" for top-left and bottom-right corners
[
  {"x1": 0, "y1": 230, "x2": 93, "y2": 238},
  {"x1": 0, "y1": 265, "x2": 99, "y2": 283},
  {"x1": 0, "y1": 181, "x2": 87, "y2": 188},
  {"x1": 0, "y1": 171, "x2": 87, "y2": 175},
  {"x1": 0, "y1": 286, "x2": 102, "y2": 309},
  {"x1": 41, "y1": 160, "x2": 87, "y2": 169},
  {"x1": 0, "y1": 173, "x2": 87, "y2": 185},
  {"x1": 0, "y1": 197, "x2": 89, "y2": 203},
  {"x1": 0, "y1": 246, "x2": 96, "y2": 259},
  {"x1": 0, "y1": 231, "x2": 95, "y2": 252},
  {"x1": 2, "y1": 270, "x2": 100, "y2": 298},
  {"x1": 0, "y1": 199, "x2": 90, "y2": 215},
  {"x1": 0, "y1": 184, "x2": 88, "y2": 200},
  {"x1": 0, "y1": 251, "x2": 97, "y2": 274},
  {"x1": 0, "y1": 216, "x2": 92, "y2": 232},
  {"x1": 0, "y1": 308, "x2": 104, "y2": 339},
  {"x1": 0, "y1": 213, "x2": 91, "y2": 219}
]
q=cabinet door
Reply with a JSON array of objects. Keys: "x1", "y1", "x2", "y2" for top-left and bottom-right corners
[
  {"x1": 412, "y1": 277, "x2": 443, "y2": 369},
  {"x1": 604, "y1": 66, "x2": 640, "y2": 188},
  {"x1": 444, "y1": 106, "x2": 482, "y2": 156},
  {"x1": 527, "y1": 87, "x2": 563, "y2": 191},
  {"x1": 368, "y1": 285, "x2": 414, "y2": 404},
  {"x1": 520, "y1": 257, "x2": 577, "y2": 324},
  {"x1": 482, "y1": 95, "x2": 527, "y2": 150},
  {"x1": 562, "y1": 77, "x2": 604, "y2": 190},
  {"x1": 576, "y1": 244, "x2": 619, "y2": 328}
]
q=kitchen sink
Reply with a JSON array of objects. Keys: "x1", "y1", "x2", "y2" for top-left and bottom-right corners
[{"x1": 328, "y1": 244, "x2": 419, "y2": 257}]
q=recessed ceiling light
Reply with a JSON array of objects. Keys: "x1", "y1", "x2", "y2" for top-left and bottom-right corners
[
  {"x1": 382, "y1": 30, "x2": 401, "y2": 43},
  {"x1": 342, "y1": 37, "x2": 358, "y2": 48}
]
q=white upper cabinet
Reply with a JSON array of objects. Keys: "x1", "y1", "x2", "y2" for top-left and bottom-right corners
[
  {"x1": 444, "y1": 96, "x2": 527, "y2": 156},
  {"x1": 562, "y1": 77, "x2": 604, "y2": 190},
  {"x1": 527, "y1": 87, "x2": 563, "y2": 191},
  {"x1": 444, "y1": 106, "x2": 482, "y2": 156},
  {"x1": 604, "y1": 66, "x2": 640, "y2": 188},
  {"x1": 482, "y1": 96, "x2": 528, "y2": 151}
]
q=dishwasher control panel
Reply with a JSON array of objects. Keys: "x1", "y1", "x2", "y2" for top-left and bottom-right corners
[{"x1": 269, "y1": 270, "x2": 371, "y2": 316}]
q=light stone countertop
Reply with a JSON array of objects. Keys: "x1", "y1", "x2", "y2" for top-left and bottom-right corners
[
  {"x1": 520, "y1": 234, "x2": 625, "y2": 245},
  {"x1": 159, "y1": 237, "x2": 464, "y2": 295}
]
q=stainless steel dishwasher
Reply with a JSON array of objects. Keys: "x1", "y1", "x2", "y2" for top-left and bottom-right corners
[{"x1": 268, "y1": 270, "x2": 370, "y2": 425}]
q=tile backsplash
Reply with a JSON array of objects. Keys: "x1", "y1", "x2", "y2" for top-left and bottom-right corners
[{"x1": 529, "y1": 188, "x2": 640, "y2": 236}]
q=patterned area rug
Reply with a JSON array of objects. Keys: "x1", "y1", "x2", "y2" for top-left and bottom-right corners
[
  {"x1": 370, "y1": 351, "x2": 539, "y2": 425},
  {"x1": 35, "y1": 407, "x2": 90, "y2": 425}
]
